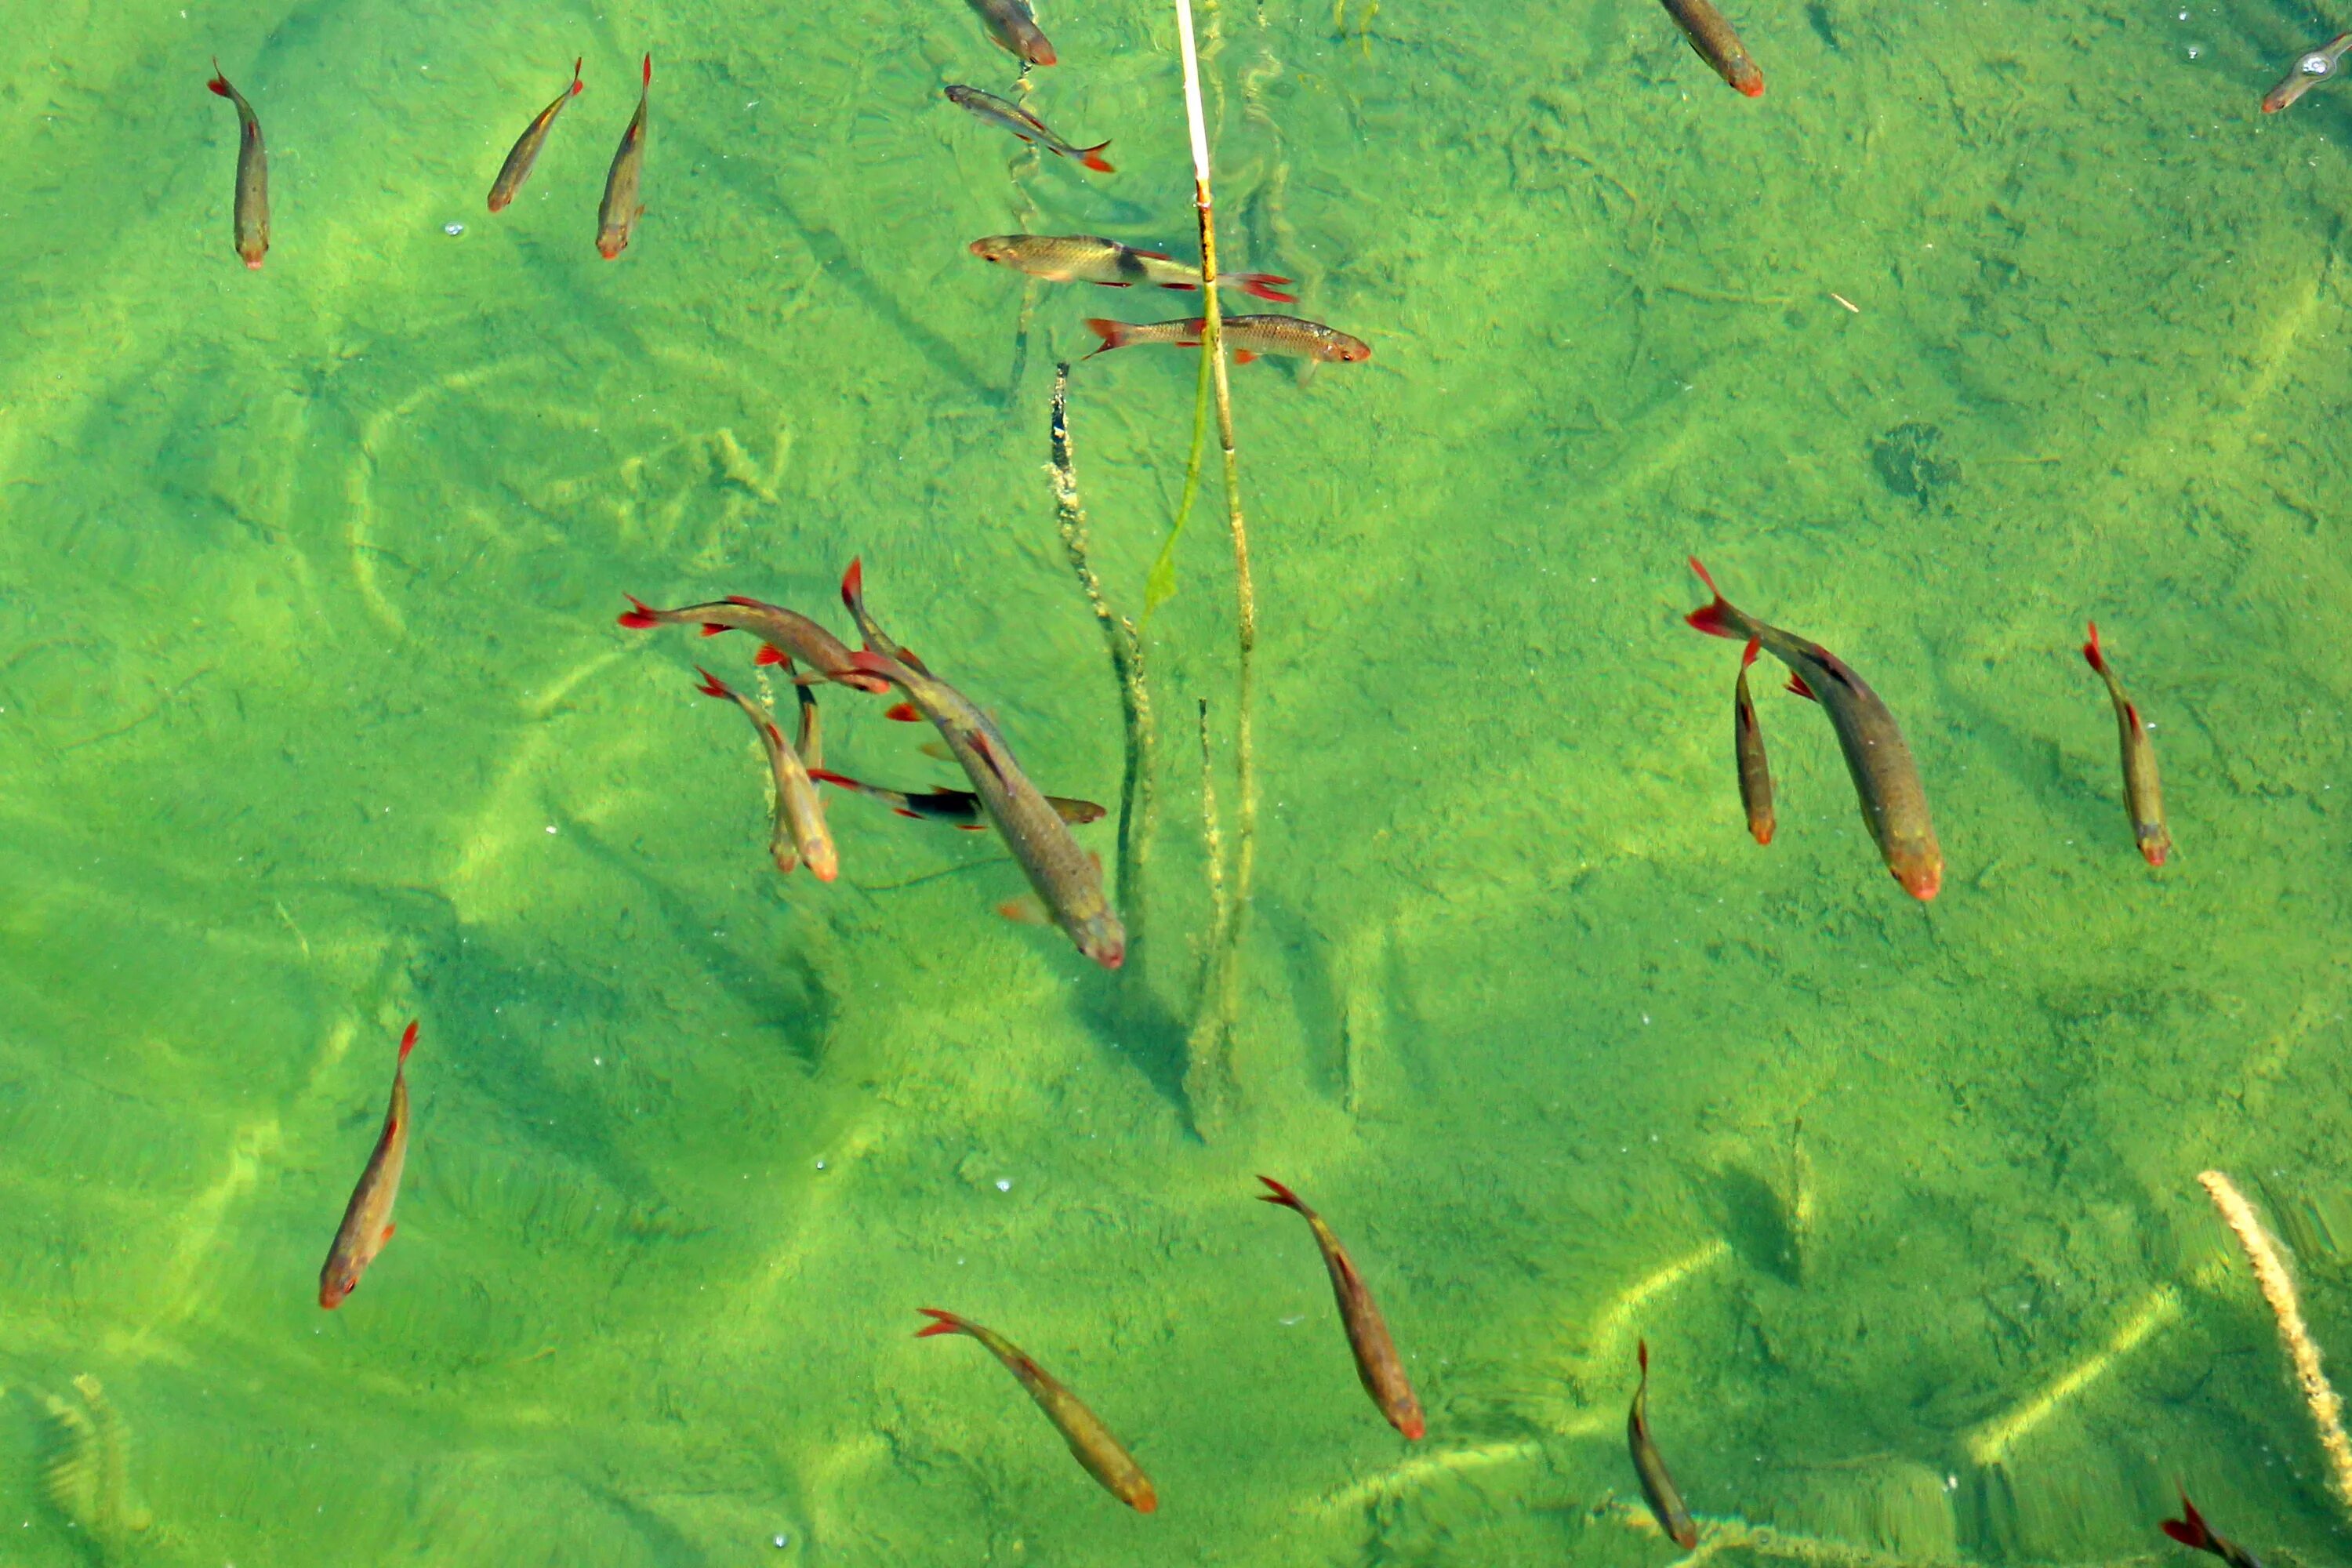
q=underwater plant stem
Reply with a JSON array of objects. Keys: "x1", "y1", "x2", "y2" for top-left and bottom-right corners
[
  {"x1": 1048, "y1": 362, "x2": 1156, "y2": 987},
  {"x1": 1186, "y1": 695, "x2": 1231, "y2": 1130}
]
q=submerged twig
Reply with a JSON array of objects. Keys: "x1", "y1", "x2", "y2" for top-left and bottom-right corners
[{"x1": 1187, "y1": 695, "x2": 1232, "y2": 1127}]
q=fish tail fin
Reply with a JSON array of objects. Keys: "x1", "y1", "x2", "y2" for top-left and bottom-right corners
[
  {"x1": 1786, "y1": 673, "x2": 1818, "y2": 702},
  {"x1": 641, "y1": 53, "x2": 652, "y2": 88},
  {"x1": 2082, "y1": 619, "x2": 2107, "y2": 674},
  {"x1": 1082, "y1": 318, "x2": 1128, "y2": 359},
  {"x1": 915, "y1": 1308, "x2": 973, "y2": 1339},
  {"x1": 1741, "y1": 637, "x2": 1761, "y2": 671},
  {"x1": 207, "y1": 60, "x2": 231, "y2": 96},
  {"x1": 1077, "y1": 141, "x2": 1115, "y2": 172},
  {"x1": 569, "y1": 56, "x2": 584, "y2": 96},
  {"x1": 1683, "y1": 556, "x2": 1744, "y2": 640},
  {"x1": 1255, "y1": 1174, "x2": 1308, "y2": 1211},
  {"x1": 693, "y1": 666, "x2": 733, "y2": 700},
  {"x1": 2161, "y1": 1494, "x2": 2210, "y2": 1552},
  {"x1": 397, "y1": 1020, "x2": 419, "y2": 1063},
  {"x1": 840, "y1": 557, "x2": 866, "y2": 614},
  {"x1": 618, "y1": 594, "x2": 662, "y2": 630},
  {"x1": 1234, "y1": 273, "x2": 1298, "y2": 303}
]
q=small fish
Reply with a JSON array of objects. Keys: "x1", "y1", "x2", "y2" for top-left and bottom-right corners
[
  {"x1": 946, "y1": 85, "x2": 1112, "y2": 172},
  {"x1": 915, "y1": 1309, "x2": 1157, "y2": 1512},
  {"x1": 205, "y1": 61, "x2": 270, "y2": 269},
  {"x1": 696, "y1": 666, "x2": 837, "y2": 880},
  {"x1": 970, "y1": 234, "x2": 1294, "y2": 303},
  {"x1": 2264, "y1": 34, "x2": 2352, "y2": 113},
  {"x1": 2162, "y1": 1493, "x2": 2263, "y2": 1568},
  {"x1": 2082, "y1": 621, "x2": 2170, "y2": 868},
  {"x1": 967, "y1": 0, "x2": 1058, "y2": 67},
  {"x1": 1629, "y1": 1339, "x2": 1700, "y2": 1549},
  {"x1": 810, "y1": 767, "x2": 1104, "y2": 830},
  {"x1": 1083, "y1": 314, "x2": 1371, "y2": 364},
  {"x1": 320, "y1": 1021, "x2": 418, "y2": 1309},
  {"x1": 1257, "y1": 1176, "x2": 1423, "y2": 1439},
  {"x1": 618, "y1": 593, "x2": 892, "y2": 695},
  {"x1": 840, "y1": 559, "x2": 1125, "y2": 968},
  {"x1": 1685, "y1": 559, "x2": 1941, "y2": 900},
  {"x1": 1734, "y1": 637, "x2": 1774, "y2": 846},
  {"x1": 597, "y1": 54, "x2": 651, "y2": 259},
  {"x1": 488, "y1": 57, "x2": 585, "y2": 213},
  {"x1": 1661, "y1": 0, "x2": 1765, "y2": 97}
]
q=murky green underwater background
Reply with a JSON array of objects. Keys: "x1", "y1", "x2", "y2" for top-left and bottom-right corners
[{"x1": 8, "y1": 0, "x2": 2352, "y2": 1560}]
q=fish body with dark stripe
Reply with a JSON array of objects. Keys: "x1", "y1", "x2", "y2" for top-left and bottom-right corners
[
  {"x1": 597, "y1": 55, "x2": 651, "y2": 259},
  {"x1": 1734, "y1": 638, "x2": 1775, "y2": 846},
  {"x1": 1258, "y1": 1176, "x2": 1423, "y2": 1439},
  {"x1": 206, "y1": 62, "x2": 270, "y2": 268},
  {"x1": 971, "y1": 234, "x2": 1294, "y2": 302},
  {"x1": 946, "y1": 85, "x2": 1112, "y2": 171},
  {"x1": 488, "y1": 58, "x2": 584, "y2": 212},
  {"x1": 915, "y1": 1310, "x2": 1156, "y2": 1512},
  {"x1": 1661, "y1": 0, "x2": 1764, "y2": 96},
  {"x1": 810, "y1": 767, "x2": 1104, "y2": 830},
  {"x1": 1083, "y1": 314, "x2": 1370, "y2": 364},
  {"x1": 840, "y1": 560, "x2": 1124, "y2": 969},
  {"x1": 1628, "y1": 1340, "x2": 1699, "y2": 1548},
  {"x1": 2162, "y1": 1494, "x2": 2262, "y2": 1568},
  {"x1": 2082, "y1": 621, "x2": 2170, "y2": 866},
  {"x1": 320, "y1": 1022, "x2": 418, "y2": 1308},
  {"x1": 967, "y1": 0, "x2": 1057, "y2": 66},
  {"x1": 1685, "y1": 559, "x2": 1941, "y2": 899},
  {"x1": 618, "y1": 593, "x2": 891, "y2": 694},
  {"x1": 696, "y1": 666, "x2": 836, "y2": 880}
]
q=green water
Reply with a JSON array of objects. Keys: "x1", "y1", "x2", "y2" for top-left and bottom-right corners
[{"x1": 5, "y1": 0, "x2": 2352, "y2": 1560}]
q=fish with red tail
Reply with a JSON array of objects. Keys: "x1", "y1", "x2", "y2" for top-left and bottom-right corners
[
  {"x1": 809, "y1": 767, "x2": 1104, "y2": 830},
  {"x1": 1684, "y1": 559, "x2": 1941, "y2": 899},
  {"x1": 1258, "y1": 1176, "x2": 1424, "y2": 1439},
  {"x1": 968, "y1": 0, "x2": 1058, "y2": 67},
  {"x1": 971, "y1": 234, "x2": 1294, "y2": 303},
  {"x1": 2162, "y1": 1494, "x2": 2262, "y2": 1568},
  {"x1": 696, "y1": 666, "x2": 837, "y2": 880},
  {"x1": 1629, "y1": 1339, "x2": 1699, "y2": 1548},
  {"x1": 2264, "y1": 34, "x2": 2352, "y2": 113},
  {"x1": 2082, "y1": 621, "x2": 2170, "y2": 868},
  {"x1": 1083, "y1": 314, "x2": 1370, "y2": 364},
  {"x1": 206, "y1": 61, "x2": 270, "y2": 269},
  {"x1": 915, "y1": 1309, "x2": 1157, "y2": 1512},
  {"x1": 946, "y1": 85, "x2": 1112, "y2": 171},
  {"x1": 1734, "y1": 637, "x2": 1774, "y2": 846},
  {"x1": 320, "y1": 1021, "x2": 419, "y2": 1308},
  {"x1": 597, "y1": 54, "x2": 651, "y2": 259},
  {"x1": 840, "y1": 560, "x2": 1124, "y2": 967},
  {"x1": 488, "y1": 57, "x2": 584, "y2": 213},
  {"x1": 1661, "y1": 0, "x2": 1765, "y2": 96},
  {"x1": 618, "y1": 593, "x2": 893, "y2": 695}
]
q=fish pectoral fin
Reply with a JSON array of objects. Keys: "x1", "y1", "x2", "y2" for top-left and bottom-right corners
[
  {"x1": 996, "y1": 895, "x2": 1051, "y2": 927},
  {"x1": 380, "y1": 1223, "x2": 396, "y2": 1243}
]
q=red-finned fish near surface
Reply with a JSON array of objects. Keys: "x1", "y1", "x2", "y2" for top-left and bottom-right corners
[
  {"x1": 206, "y1": 61, "x2": 270, "y2": 269},
  {"x1": 1684, "y1": 559, "x2": 1942, "y2": 900},
  {"x1": 809, "y1": 767, "x2": 1105, "y2": 831},
  {"x1": 618, "y1": 593, "x2": 893, "y2": 695},
  {"x1": 2161, "y1": 1494, "x2": 2263, "y2": 1568},
  {"x1": 970, "y1": 234, "x2": 1294, "y2": 303},
  {"x1": 967, "y1": 0, "x2": 1057, "y2": 67},
  {"x1": 1083, "y1": 314, "x2": 1370, "y2": 364},
  {"x1": 1660, "y1": 0, "x2": 1764, "y2": 96},
  {"x1": 320, "y1": 1021, "x2": 418, "y2": 1309},
  {"x1": 488, "y1": 57, "x2": 585, "y2": 213},
  {"x1": 1258, "y1": 1176, "x2": 1424, "y2": 1439},
  {"x1": 1629, "y1": 1339, "x2": 1700, "y2": 1549},
  {"x1": 1734, "y1": 637, "x2": 1775, "y2": 847},
  {"x1": 696, "y1": 666, "x2": 837, "y2": 880},
  {"x1": 2081, "y1": 621, "x2": 2170, "y2": 868},
  {"x1": 840, "y1": 559, "x2": 1125, "y2": 968},
  {"x1": 914, "y1": 1309, "x2": 1157, "y2": 1512},
  {"x1": 597, "y1": 54, "x2": 651, "y2": 259},
  {"x1": 945, "y1": 85, "x2": 1112, "y2": 171},
  {"x1": 2264, "y1": 33, "x2": 2352, "y2": 112}
]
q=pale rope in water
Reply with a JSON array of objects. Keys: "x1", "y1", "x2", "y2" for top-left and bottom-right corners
[{"x1": 2198, "y1": 1168, "x2": 2352, "y2": 1518}]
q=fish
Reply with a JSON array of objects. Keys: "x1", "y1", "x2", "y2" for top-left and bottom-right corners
[
  {"x1": 969, "y1": 234, "x2": 1294, "y2": 303},
  {"x1": 840, "y1": 559, "x2": 1125, "y2": 968},
  {"x1": 488, "y1": 57, "x2": 585, "y2": 213},
  {"x1": 946, "y1": 85, "x2": 1112, "y2": 172},
  {"x1": 1734, "y1": 637, "x2": 1775, "y2": 847},
  {"x1": 696, "y1": 666, "x2": 837, "y2": 880},
  {"x1": 205, "y1": 61, "x2": 270, "y2": 269},
  {"x1": 1257, "y1": 1176, "x2": 1424, "y2": 1439},
  {"x1": 1083, "y1": 314, "x2": 1371, "y2": 364},
  {"x1": 810, "y1": 767, "x2": 1105, "y2": 830},
  {"x1": 1628, "y1": 1339, "x2": 1700, "y2": 1549},
  {"x1": 597, "y1": 54, "x2": 651, "y2": 259},
  {"x1": 915, "y1": 1309, "x2": 1157, "y2": 1512},
  {"x1": 967, "y1": 0, "x2": 1058, "y2": 67},
  {"x1": 618, "y1": 593, "x2": 894, "y2": 695},
  {"x1": 320, "y1": 1021, "x2": 418, "y2": 1309},
  {"x1": 1684, "y1": 558, "x2": 1942, "y2": 900},
  {"x1": 1660, "y1": 0, "x2": 1765, "y2": 97},
  {"x1": 2264, "y1": 33, "x2": 2352, "y2": 113},
  {"x1": 2082, "y1": 621, "x2": 2171, "y2": 868},
  {"x1": 2161, "y1": 1493, "x2": 2263, "y2": 1568}
]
